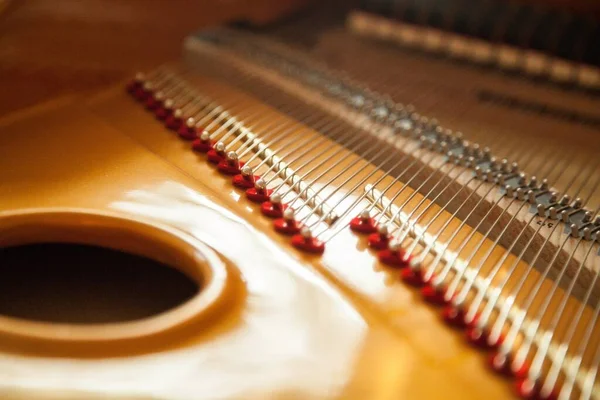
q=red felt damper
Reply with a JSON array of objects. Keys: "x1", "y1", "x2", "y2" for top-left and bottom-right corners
[
  {"x1": 192, "y1": 135, "x2": 213, "y2": 153},
  {"x1": 400, "y1": 267, "x2": 431, "y2": 287},
  {"x1": 218, "y1": 159, "x2": 245, "y2": 175},
  {"x1": 178, "y1": 125, "x2": 197, "y2": 141},
  {"x1": 155, "y1": 105, "x2": 172, "y2": 121},
  {"x1": 133, "y1": 81, "x2": 153, "y2": 102},
  {"x1": 145, "y1": 95, "x2": 161, "y2": 111},
  {"x1": 206, "y1": 149, "x2": 223, "y2": 164},
  {"x1": 515, "y1": 379, "x2": 557, "y2": 400},
  {"x1": 368, "y1": 232, "x2": 392, "y2": 250},
  {"x1": 442, "y1": 305, "x2": 470, "y2": 328},
  {"x1": 133, "y1": 87, "x2": 151, "y2": 102},
  {"x1": 233, "y1": 173, "x2": 259, "y2": 189},
  {"x1": 378, "y1": 248, "x2": 409, "y2": 268},
  {"x1": 165, "y1": 114, "x2": 183, "y2": 131},
  {"x1": 421, "y1": 284, "x2": 449, "y2": 306},
  {"x1": 246, "y1": 187, "x2": 273, "y2": 203},
  {"x1": 177, "y1": 118, "x2": 198, "y2": 140},
  {"x1": 291, "y1": 234, "x2": 325, "y2": 254},
  {"x1": 126, "y1": 79, "x2": 142, "y2": 95},
  {"x1": 261, "y1": 201, "x2": 287, "y2": 218},
  {"x1": 488, "y1": 351, "x2": 530, "y2": 379},
  {"x1": 465, "y1": 326, "x2": 503, "y2": 350},
  {"x1": 350, "y1": 216, "x2": 378, "y2": 234},
  {"x1": 274, "y1": 216, "x2": 302, "y2": 235}
]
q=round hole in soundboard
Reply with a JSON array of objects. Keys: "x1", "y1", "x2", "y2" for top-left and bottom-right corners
[
  {"x1": 0, "y1": 243, "x2": 199, "y2": 324},
  {"x1": 0, "y1": 208, "x2": 232, "y2": 355}
]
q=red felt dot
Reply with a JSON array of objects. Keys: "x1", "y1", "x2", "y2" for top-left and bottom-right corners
[
  {"x1": 291, "y1": 234, "x2": 325, "y2": 254},
  {"x1": 378, "y1": 248, "x2": 408, "y2": 268},
  {"x1": 145, "y1": 96, "x2": 160, "y2": 111},
  {"x1": 191, "y1": 137, "x2": 213, "y2": 153},
  {"x1": 465, "y1": 326, "x2": 502, "y2": 350},
  {"x1": 165, "y1": 115, "x2": 183, "y2": 131},
  {"x1": 246, "y1": 188, "x2": 273, "y2": 203},
  {"x1": 515, "y1": 379, "x2": 557, "y2": 400},
  {"x1": 350, "y1": 217, "x2": 378, "y2": 234},
  {"x1": 261, "y1": 201, "x2": 287, "y2": 218},
  {"x1": 442, "y1": 305, "x2": 468, "y2": 328},
  {"x1": 421, "y1": 284, "x2": 449, "y2": 306},
  {"x1": 368, "y1": 232, "x2": 392, "y2": 250},
  {"x1": 207, "y1": 149, "x2": 225, "y2": 164},
  {"x1": 274, "y1": 218, "x2": 302, "y2": 235},
  {"x1": 400, "y1": 267, "x2": 429, "y2": 287},
  {"x1": 126, "y1": 80, "x2": 142, "y2": 95},
  {"x1": 177, "y1": 125, "x2": 197, "y2": 141},
  {"x1": 155, "y1": 105, "x2": 172, "y2": 121},
  {"x1": 133, "y1": 87, "x2": 150, "y2": 102},
  {"x1": 217, "y1": 159, "x2": 245, "y2": 175},
  {"x1": 488, "y1": 351, "x2": 529, "y2": 379},
  {"x1": 233, "y1": 174, "x2": 259, "y2": 189}
]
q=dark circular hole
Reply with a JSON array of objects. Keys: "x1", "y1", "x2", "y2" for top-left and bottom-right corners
[{"x1": 0, "y1": 243, "x2": 199, "y2": 324}]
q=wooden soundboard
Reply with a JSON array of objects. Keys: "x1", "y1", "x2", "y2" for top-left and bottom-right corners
[
  {"x1": 1, "y1": 6, "x2": 600, "y2": 400},
  {"x1": 0, "y1": 75, "x2": 516, "y2": 400}
]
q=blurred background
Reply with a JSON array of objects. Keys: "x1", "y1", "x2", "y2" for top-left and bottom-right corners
[
  {"x1": 1, "y1": 0, "x2": 599, "y2": 118},
  {"x1": 0, "y1": 0, "x2": 308, "y2": 116}
]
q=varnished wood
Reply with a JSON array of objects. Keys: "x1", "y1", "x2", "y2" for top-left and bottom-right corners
[
  {"x1": 1, "y1": 3, "x2": 600, "y2": 399},
  {"x1": 0, "y1": 65, "x2": 596, "y2": 396},
  {"x1": 183, "y1": 34, "x2": 600, "y2": 293},
  {"x1": 0, "y1": 94, "x2": 513, "y2": 399}
]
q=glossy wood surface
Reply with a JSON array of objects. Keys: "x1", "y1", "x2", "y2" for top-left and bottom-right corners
[
  {"x1": 0, "y1": 83, "x2": 518, "y2": 398},
  {"x1": 1, "y1": 2, "x2": 599, "y2": 398},
  {"x1": 0, "y1": 1, "x2": 600, "y2": 400},
  {"x1": 1, "y1": 63, "x2": 596, "y2": 397},
  {"x1": 1, "y1": 38, "x2": 599, "y2": 400}
]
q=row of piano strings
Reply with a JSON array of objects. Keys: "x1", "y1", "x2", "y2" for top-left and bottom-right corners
[
  {"x1": 304, "y1": 28, "x2": 600, "y2": 211},
  {"x1": 184, "y1": 29, "x2": 600, "y2": 397},
  {"x1": 138, "y1": 61, "x2": 600, "y2": 397}
]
